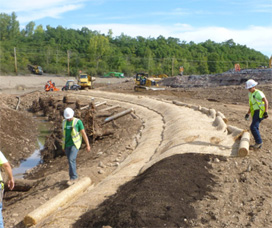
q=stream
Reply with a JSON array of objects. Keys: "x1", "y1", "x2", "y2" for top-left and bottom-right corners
[{"x1": 12, "y1": 116, "x2": 52, "y2": 179}]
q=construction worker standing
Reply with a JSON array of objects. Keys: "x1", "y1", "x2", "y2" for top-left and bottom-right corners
[
  {"x1": 245, "y1": 79, "x2": 269, "y2": 149},
  {"x1": 62, "y1": 107, "x2": 91, "y2": 185}
]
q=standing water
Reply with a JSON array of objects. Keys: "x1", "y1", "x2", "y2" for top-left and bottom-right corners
[{"x1": 12, "y1": 116, "x2": 52, "y2": 179}]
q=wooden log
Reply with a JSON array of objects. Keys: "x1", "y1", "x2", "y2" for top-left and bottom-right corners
[
  {"x1": 238, "y1": 131, "x2": 250, "y2": 157},
  {"x1": 217, "y1": 111, "x2": 228, "y2": 123},
  {"x1": 209, "y1": 109, "x2": 216, "y2": 119},
  {"x1": 227, "y1": 125, "x2": 243, "y2": 137},
  {"x1": 100, "y1": 105, "x2": 120, "y2": 112},
  {"x1": 95, "y1": 101, "x2": 107, "y2": 107},
  {"x1": 23, "y1": 177, "x2": 92, "y2": 227},
  {"x1": 172, "y1": 100, "x2": 187, "y2": 107},
  {"x1": 104, "y1": 108, "x2": 134, "y2": 123},
  {"x1": 200, "y1": 107, "x2": 210, "y2": 115},
  {"x1": 213, "y1": 116, "x2": 227, "y2": 131}
]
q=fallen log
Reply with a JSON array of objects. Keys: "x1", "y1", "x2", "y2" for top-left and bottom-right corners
[
  {"x1": 103, "y1": 108, "x2": 134, "y2": 123},
  {"x1": 24, "y1": 177, "x2": 92, "y2": 227},
  {"x1": 238, "y1": 131, "x2": 250, "y2": 157},
  {"x1": 100, "y1": 105, "x2": 120, "y2": 112}
]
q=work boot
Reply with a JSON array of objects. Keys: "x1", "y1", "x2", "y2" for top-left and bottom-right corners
[
  {"x1": 67, "y1": 179, "x2": 78, "y2": 186},
  {"x1": 249, "y1": 143, "x2": 262, "y2": 150}
]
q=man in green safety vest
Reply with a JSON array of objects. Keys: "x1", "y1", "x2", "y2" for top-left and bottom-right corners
[
  {"x1": 62, "y1": 107, "x2": 91, "y2": 185},
  {"x1": 244, "y1": 79, "x2": 269, "y2": 150}
]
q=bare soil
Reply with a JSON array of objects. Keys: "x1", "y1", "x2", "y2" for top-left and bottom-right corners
[{"x1": 0, "y1": 75, "x2": 271, "y2": 228}]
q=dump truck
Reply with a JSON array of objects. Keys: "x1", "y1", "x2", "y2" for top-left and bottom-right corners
[
  {"x1": 78, "y1": 74, "x2": 94, "y2": 90},
  {"x1": 134, "y1": 72, "x2": 165, "y2": 91},
  {"x1": 28, "y1": 64, "x2": 43, "y2": 75}
]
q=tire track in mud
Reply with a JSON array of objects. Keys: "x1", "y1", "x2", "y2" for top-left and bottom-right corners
[{"x1": 36, "y1": 90, "x2": 240, "y2": 228}]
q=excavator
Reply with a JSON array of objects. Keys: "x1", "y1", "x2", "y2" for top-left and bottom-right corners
[
  {"x1": 134, "y1": 73, "x2": 165, "y2": 91},
  {"x1": 45, "y1": 80, "x2": 60, "y2": 92}
]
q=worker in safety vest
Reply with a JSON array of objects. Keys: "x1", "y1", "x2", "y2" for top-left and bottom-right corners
[
  {"x1": 62, "y1": 107, "x2": 90, "y2": 185},
  {"x1": 244, "y1": 79, "x2": 269, "y2": 150},
  {"x1": 0, "y1": 151, "x2": 14, "y2": 227}
]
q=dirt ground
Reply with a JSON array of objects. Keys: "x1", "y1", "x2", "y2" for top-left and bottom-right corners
[{"x1": 0, "y1": 75, "x2": 271, "y2": 228}]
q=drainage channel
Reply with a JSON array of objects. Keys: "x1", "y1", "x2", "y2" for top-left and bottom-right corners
[{"x1": 12, "y1": 116, "x2": 52, "y2": 179}]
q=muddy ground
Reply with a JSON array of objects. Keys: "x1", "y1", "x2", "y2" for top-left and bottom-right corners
[{"x1": 0, "y1": 75, "x2": 271, "y2": 228}]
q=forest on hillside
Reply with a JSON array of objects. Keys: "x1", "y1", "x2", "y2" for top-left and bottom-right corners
[{"x1": 0, "y1": 12, "x2": 269, "y2": 77}]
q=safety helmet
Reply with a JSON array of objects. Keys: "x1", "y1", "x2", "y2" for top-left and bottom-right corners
[
  {"x1": 64, "y1": 107, "x2": 74, "y2": 119},
  {"x1": 245, "y1": 79, "x2": 258, "y2": 89}
]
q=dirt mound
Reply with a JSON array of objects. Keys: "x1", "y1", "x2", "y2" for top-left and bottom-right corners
[{"x1": 76, "y1": 153, "x2": 222, "y2": 228}]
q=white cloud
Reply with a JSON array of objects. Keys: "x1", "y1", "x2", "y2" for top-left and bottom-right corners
[
  {"x1": 0, "y1": 0, "x2": 86, "y2": 23},
  {"x1": 73, "y1": 23, "x2": 272, "y2": 57}
]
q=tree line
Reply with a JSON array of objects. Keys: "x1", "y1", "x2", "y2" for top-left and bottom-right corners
[{"x1": 0, "y1": 12, "x2": 269, "y2": 77}]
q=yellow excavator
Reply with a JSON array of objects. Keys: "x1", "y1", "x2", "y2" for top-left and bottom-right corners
[{"x1": 134, "y1": 73, "x2": 165, "y2": 91}]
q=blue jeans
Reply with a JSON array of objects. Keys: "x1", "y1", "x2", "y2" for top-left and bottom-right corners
[
  {"x1": 65, "y1": 146, "x2": 79, "y2": 180},
  {"x1": 0, "y1": 202, "x2": 3, "y2": 228},
  {"x1": 250, "y1": 110, "x2": 263, "y2": 144}
]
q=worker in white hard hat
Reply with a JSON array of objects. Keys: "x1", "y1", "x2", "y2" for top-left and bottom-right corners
[
  {"x1": 62, "y1": 107, "x2": 91, "y2": 185},
  {"x1": 245, "y1": 79, "x2": 269, "y2": 150}
]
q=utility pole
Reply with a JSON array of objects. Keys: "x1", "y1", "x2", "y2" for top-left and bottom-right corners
[
  {"x1": 67, "y1": 50, "x2": 70, "y2": 76},
  {"x1": 14, "y1": 47, "x2": 18, "y2": 74},
  {"x1": 171, "y1": 57, "x2": 175, "y2": 76}
]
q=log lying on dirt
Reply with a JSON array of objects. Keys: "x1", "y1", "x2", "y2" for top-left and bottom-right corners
[
  {"x1": 100, "y1": 105, "x2": 120, "y2": 112},
  {"x1": 238, "y1": 131, "x2": 250, "y2": 157},
  {"x1": 24, "y1": 177, "x2": 92, "y2": 227},
  {"x1": 213, "y1": 116, "x2": 227, "y2": 131},
  {"x1": 217, "y1": 111, "x2": 227, "y2": 123},
  {"x1": 103, "y1": 108, "x2": 134, "y2": 123}
]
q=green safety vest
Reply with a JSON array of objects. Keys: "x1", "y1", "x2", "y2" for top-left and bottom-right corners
[
  {"x1": 62, "y1": 118, "x2": 82, "y2": 150},
  {"x1": 249, "y1": 89, "x2": 265, "y2": 118}
]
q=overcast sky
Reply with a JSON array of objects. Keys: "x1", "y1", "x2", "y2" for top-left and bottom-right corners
[{"x1": 1, "y1": 0, "x2": 271, "y2": 57}]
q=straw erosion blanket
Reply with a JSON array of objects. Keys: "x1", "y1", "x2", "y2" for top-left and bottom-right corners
[{"x1": 0, "y1": 75, "x2": 271, "y2": 228}]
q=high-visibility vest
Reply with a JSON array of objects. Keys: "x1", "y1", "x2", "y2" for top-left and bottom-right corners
[
  {"x1": 249, "y1": 89, "x2": 265, "y2": 118},
  {"x1": 62, "y1": 118, "x2": 82, "y2": 149}
]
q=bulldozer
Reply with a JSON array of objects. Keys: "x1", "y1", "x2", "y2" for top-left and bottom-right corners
[
  {"x1": 28, "y1": 64, "x2": 43, "y2": 75},
  {"x1": 134, "y1": 73, "x2": 165, "y2": 91}
]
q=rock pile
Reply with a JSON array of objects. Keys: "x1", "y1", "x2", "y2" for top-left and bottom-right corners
[{"x1": 161, "y1": 68, "x2": 272, "y2": 88}]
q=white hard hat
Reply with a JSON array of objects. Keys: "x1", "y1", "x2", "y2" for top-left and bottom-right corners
[
  {"x1": 245, "y1": 79, "x2": 258, "y2": 89},
  {"x1": 64, "y1": 107, "x2": 74, "y2": 119}
]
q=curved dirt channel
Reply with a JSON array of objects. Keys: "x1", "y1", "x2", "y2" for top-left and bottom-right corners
[{"x1": 33, "y1": 89, "x2": 241, "y2": 227}]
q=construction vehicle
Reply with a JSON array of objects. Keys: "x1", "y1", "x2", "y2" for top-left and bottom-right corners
[
  {"x1": 78, "y1": 74, "x2": 95, "y2": 89},
  {"x1": 103, "y1": 72, "x2": 124, "y2": 78},
  {"x1": 62, "y1": 80, "x2": 81, "y2": 91},
  {"x1": 269, "y1": 56, "x2": 272, "y2": 68},
  {"x1": 45, "y1": 80, "x2": 60, "y2": 92},
  {"x1": 28, "y1": 64, "x2": 43, "y2": 75},
  {"x1": 134, "y1": 72, "x2": 165, "y2": 91}
]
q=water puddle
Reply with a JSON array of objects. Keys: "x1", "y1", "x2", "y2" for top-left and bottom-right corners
[{"x1": 12, "y1": 116, "x2": 52, "y2": 179}]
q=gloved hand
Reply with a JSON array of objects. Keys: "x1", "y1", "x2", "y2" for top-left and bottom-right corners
[
  {"x1": 263, "y1": 112, "x2": 268, "y2": 119},
  {"x1": 245, "y1": 113, "x2": 250, "y2": 120}
]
